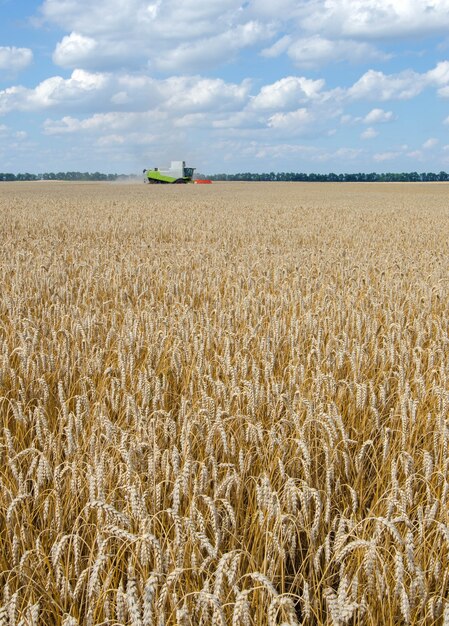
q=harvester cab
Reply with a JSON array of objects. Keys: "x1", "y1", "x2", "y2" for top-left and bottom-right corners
[{"x1": 143, "y1": 161, "x2": 195, "y2": 184}]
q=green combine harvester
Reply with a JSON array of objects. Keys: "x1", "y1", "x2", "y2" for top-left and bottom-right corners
[{"x1": 143, "y1": 160, "x2": 195, "y2": 184}]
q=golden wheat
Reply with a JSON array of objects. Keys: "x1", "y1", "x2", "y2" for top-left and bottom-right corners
[{"x1": 1, "y1": 180, "x2": 449, "y2": 625}]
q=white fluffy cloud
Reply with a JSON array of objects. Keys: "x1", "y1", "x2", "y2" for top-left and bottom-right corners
[
  {"x1": 0, "y1": 47, "x2": 33, "y2": 72},
  {"x1": 4, "y1": 58, "x2": 449, "y2": 170},
  {"x1": 339, "y1": 107, "x2": 395, "y2": 126},
  {"x1": 161, "y1": 77, "x2": 251, "y2": 112},
  {"x1": 298, "y1": 0, "x2": 449, "y2": 39},
  {"x1": 361, "y1": 127, "x2": 378, "y2": 139},
  {"x1": 251, "y1": 76, "x2": 325, "y2": 110},
  {"x1": 0, "y1": 70, "x2": 250, "y2": 118},
  {"x1": 49, "y1": 0, "x2": 449, "y2": 43},
  {"x1": 0, "y1": 70, "x2": 110, "y2": 114},
  {"x1": 42, "y1": 0, "x2": 273, "y2": 72},
  {"x1": 42, "y1": 0, "x2": 244, "y2": 37},
  {"x1": 156, "y1": 21, "x2": 274, "y2": 72},
  {"x1": 348, "y1": 69, "x2": 425, "y2": 100},
  {"x1": 363, "y1": 108, "x2": 394, "y2": 123},
  {"x1": 286, "y1": 36, "x2": 387, "y2": 68},
  {"x1": 267, "y1": 108, "x2": 314, "y2": 131},
  {"x1": 53, "y1": 33, "x2": 98, "y2": 68},
  {"x1": 34, "y1": 70, "x2": 109, "y2": 105},
  {"x1": 51, "y1": 21, "x2": 272, "y2": 72},
  {"x1": 38, "y1": 71, "x2": 346, "y2": 159},
  {"x1": 261, "y1": 35, "x2": 292, "y2": 58},
  {"x1": 348, "y1": 62, "x2": 449, "y2": 101},
  {"x1": 262, "y1": 35, "x2": 385, "y2": 67},
  {"x1": 40, "y1": 0, "x2": 449, "y2": 74},
  {"x1": 427, "y1": 60, "x2": 449, "y2": 85},
  {"x1": 43, "y1": 112, "x2": 150, "y2": 134}
]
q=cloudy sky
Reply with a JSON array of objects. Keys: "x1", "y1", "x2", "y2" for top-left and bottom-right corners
[{"x1": 2, "y1": 0, "x2": 449, "y2": 174}]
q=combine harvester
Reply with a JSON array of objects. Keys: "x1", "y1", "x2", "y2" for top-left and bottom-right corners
[{"x1": 143, "y1": 161, "x2": 211, "y2": 184}]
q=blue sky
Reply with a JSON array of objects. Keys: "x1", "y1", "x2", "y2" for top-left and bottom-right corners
[{"x1": 2, "y1": 0, "x2": 449, "y2": 174}]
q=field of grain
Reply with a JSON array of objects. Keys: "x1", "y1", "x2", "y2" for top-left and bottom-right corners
[{"x1": 1, "y1": 181, "x2": 449, "y2": 625}]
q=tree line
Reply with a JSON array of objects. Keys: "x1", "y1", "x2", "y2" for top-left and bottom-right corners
[
  {"x1": 0, "y1": 172, "x2": 134, "y2": 181},
  {"x1": 2, "y1": 170, "x2": 449, "y2": 182},
  {"x1": 201, "y1": 171, "x2": 449, "y2": 182}
]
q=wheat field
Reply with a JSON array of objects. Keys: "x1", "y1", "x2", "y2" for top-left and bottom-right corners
[{"x1": 1, "y1": 181, "x2": 449, "y2": 625}]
